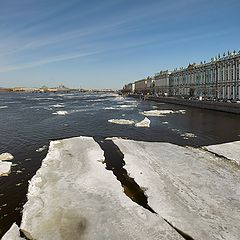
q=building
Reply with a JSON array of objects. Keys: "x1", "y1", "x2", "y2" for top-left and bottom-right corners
[
  {"x1": 122, "y1": 83, "x2": 135, "y2": 93},
  {"x1": 154, "y1": 70, "x2": 171, "y2": 96},
  {"x1": 134, "y1": 78, "x2": 148, "y2": 94},
  {"x1": 124, "y1": 50, "x2": 240, "y2": 101},
  {"x1": 170, "y1": 51, "x2": 240, "y2": 100}
]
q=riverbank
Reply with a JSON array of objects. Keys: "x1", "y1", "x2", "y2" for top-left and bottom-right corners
[{"x1": 130, "y1": 95, "x2": 240, "y2": 114}]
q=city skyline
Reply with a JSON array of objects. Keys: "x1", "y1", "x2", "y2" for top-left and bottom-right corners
[{"x1": 0, "y1": 0, "x2": 240, "y2": 89}]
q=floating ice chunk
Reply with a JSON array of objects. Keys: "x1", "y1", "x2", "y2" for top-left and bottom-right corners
[
  {"x1": 52, "y1": 110, "x2": 68, "y2": 115},
  {"x1": 119, "y1": 104, "x2": 137, "y2": 108},
  {"x1": 176, "y1": 110, "x2": 186, "y2": 114},
  {"x1": 140, "y1": 109, "x2": 174, "y2": 116},
  {"x1": 2, "y1": 223, "x2": 24, "y2": 240},
  {"x1": 135, "y1": 117, "x2": 150, "y2": 128},
  {"x1": 180, "y1": 132, "x2": 197, "y2": 138},
  {"x1": 36, "y1": 145, "x2": 47, "y2": 152},
  {"x1": 204, "y1": 141, "x2": 240, "y2": 164},
  {"x1": 0, "y1": 161, "x2": 12, "y2": 176},
  {"x1": 19, "y1": 136, "x2": 181, "y2": 239},
  {"x1": 0, "y1": 152, "x2": 14, "y2": 161},
  {"x1": 0, "y1": 106, "x2": 8, "y2": 109},
  {"x1": 113, "y1": 96, "x2": 124, "y2": 101},
  {"x1": 108, "y1": 119, "x2": 135, "y2": 125},
  {"x1": 52, "y1": 104, "x2": 65, "y2": 108},
  {"x1": 112, "y1": 138, "x2": 240, "y2": 240}
]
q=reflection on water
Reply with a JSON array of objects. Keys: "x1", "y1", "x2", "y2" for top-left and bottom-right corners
[{"x1": 0, "y1": 92, "x2": 240, "y2": 237}]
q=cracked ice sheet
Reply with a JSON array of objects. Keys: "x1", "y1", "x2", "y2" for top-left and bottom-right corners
[
  {"x1": 17, "y1": 136, "x2": 181, "y2": 240},
  {"x1": 204, "y1": 141, "x2": 240, "y2": 165},
  {"x1": 112, "y1": 138, "x2": 240, "y2": 240}
]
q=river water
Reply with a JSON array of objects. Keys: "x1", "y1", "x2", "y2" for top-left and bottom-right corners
[{"x1": 0, "y1": 92, "x2": 239, "y2": 237}]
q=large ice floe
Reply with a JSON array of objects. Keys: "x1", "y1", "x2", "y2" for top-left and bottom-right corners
[
  {"x1": 204, "y1": 141, "x2": 240, "y2": 165},
  {"x1": 1, "y1": 223, "x2": 24, "y2": 240},
  {"x1": 108, "y1": 119, "x2": 135, "y2": 125},
  {"x1": 0, "y1": 152, "x2": 13, "y2": 176},
  {"x1": 112, "y1": 139, "x2": 240, "y2": 240},
  {"x1": 4, "y1": 137, "x2": 240, "y2": 239},
  {"x1": 108, "y1": 118, "x2": 151, "y2": 127},
  {"x1": 140, "y1": 109, "x2": 186, "y2": 117},
  {"x1": 6, "y1": 137, "x2": 181, "y2": 240}
]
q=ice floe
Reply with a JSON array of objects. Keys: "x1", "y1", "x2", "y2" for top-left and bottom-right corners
[
  {"x1": 135, "y1": 117, "x2": 150, "y2": 128},
  {"x1": 140, "y1": 109, "x2": 186, "y2": 116},
  {"x1": 180, "y1": 132, "x2": 197, "y2": 139},
  {"x1": 108, "y1": 119, "x2": 135, "y2": 125},
  {"x1": 0, "y1": 153, "x2": 13, "y2": 176},
  {"x1": 0, "y1": 161, "x2": 12, "y2": 176},
  {"x1": 5, "y1": 137, "x2": 182, "y2": 240},
  {"x1": 204, "y1": 141, "x2": 240, "y2": 164},
  {"x1": 51, "y1": 104, "x2": 65, "y2": 108},
  {"x1": 0, "y1": 153, "x2": 14, "y2": 161},
  {"x1": 112, "y1": 138, "x2": 240, "y2": 240},
  {"x1": 36, "y1": 145, "x2": 47, "y2": 152},
  {"x1": 140, "y1": 109, "x2": 174, "y2": 116},
  {"x1": 2, "y1": 223, "x2": 23, "y2": 240},
  {"x1": 0, "y1": 106, "x2": 8, "y2": 109},
  {"x1": 52, "y1": 110, "x2": 68, "y2": 115}
]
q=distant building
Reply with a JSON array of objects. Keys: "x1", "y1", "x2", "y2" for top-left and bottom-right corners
[
  {"x1": 123, "y1": 83, "x2": 135, "y2": 93},
  {"x1": 124, "y1": 50, "x2": 240, "y2": 100},
  {"x1": 134, "y1": 79, "x2": 148, "y2": 94},
  {"x1": 154, "y1": 70, "x2": 171, "y2": 96}
]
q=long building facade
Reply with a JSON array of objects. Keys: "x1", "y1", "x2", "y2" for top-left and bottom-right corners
[{"x1": 123, "y1": 51, "x2": 240, "y2": 100}]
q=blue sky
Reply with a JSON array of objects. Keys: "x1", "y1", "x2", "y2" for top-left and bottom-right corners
[{"x1": 0, "y1": 0, "x2": 240, "y2": 89}]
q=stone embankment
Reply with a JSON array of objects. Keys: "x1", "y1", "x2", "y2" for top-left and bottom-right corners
[{"x1": 130, "y1": 95, "x2": 240, "y2": 114}]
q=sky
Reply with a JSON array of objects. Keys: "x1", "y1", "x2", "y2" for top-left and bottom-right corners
[{"x1": 0, "y1": 0, "x2": 240, "y2": 89}]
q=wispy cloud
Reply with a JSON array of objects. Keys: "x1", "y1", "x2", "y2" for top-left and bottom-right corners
[{"x1": 0, "y1": 51, "x2": 98, "y2": 73}]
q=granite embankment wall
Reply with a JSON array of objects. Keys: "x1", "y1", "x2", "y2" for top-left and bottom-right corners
[{"x1": 130, "y1": 95, "x2": 240, "y2": 114}]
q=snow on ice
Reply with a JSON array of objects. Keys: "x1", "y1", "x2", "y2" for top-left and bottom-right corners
[
  {"x1": 204, "y1": 141, "x2": 240, "y2": 164},
  {"x1": 112, "y1": 138, "x2": 240, "y2": 240},
  {"x1": 5, "y1": 137, "x2": 181, "y2": 240}
]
